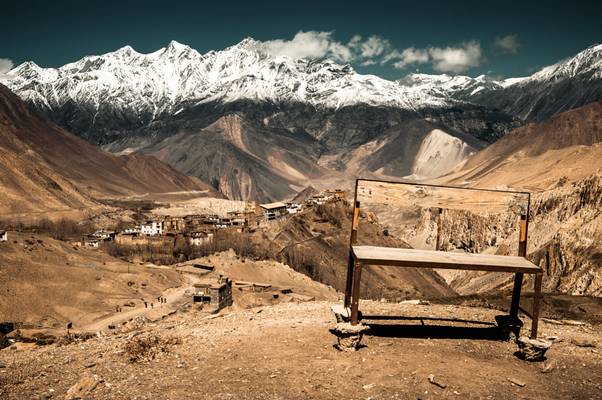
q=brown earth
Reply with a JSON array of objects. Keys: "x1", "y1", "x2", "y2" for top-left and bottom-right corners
[
  {"x1": 1, "y1": 300, "x2": 600, "y2": 400},
  {"x1": 264, "y1": 203, "x2": 456, "y2": 300},
  {"x1": 0, "y1": 84, "x2": 217, "y2": 216}
]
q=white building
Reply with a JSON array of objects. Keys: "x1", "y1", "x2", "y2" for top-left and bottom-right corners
[
  {"x1": 260, "y1": 202, "x2": 288, "y2": 221},
  {"x1": 286, "y1": 202, "x2": 302, "y2": 214},
  {"x1": 0, "y1": 230, "x2": 7, "y2": 242},
  {"x1": 140, "y1": 221, "x2": 163, "y2": 236},
  {"x1": 123, "y1": 227, "x2": 139, "y2": 234},
  {"x1": 92, "y1": 230, "x2": 116, "y2": 240}
]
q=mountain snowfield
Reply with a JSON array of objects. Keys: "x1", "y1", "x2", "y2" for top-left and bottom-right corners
[
  {"x1": 1, "y1": 39, "x2": 600, "y2": 201},
  {"x1": 3, "y1": 39, "x2": 455, "y2": 120}
]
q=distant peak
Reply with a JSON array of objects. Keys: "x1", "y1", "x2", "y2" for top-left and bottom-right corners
[{"x1": 167, "y1": 40, "x2": 188, "y2": 50}]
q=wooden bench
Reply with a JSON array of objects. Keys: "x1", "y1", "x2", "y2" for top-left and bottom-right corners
[{"x1": 343, "y1": 179, "x2": 544, "y2": 339}]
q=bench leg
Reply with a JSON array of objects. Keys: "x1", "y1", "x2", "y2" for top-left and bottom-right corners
[
  {"x1": 344, "y1": 251, "x2": 355, "y2": 308},
  {"x1": 350, "y1": 262, "x2": 363, "y2": 325},
  {"x1": 509, "y1": 272, "x2": 523, "y2": 324},
  {"x1": 531, "y1": 273, "x2": 543, "y2": 339}
]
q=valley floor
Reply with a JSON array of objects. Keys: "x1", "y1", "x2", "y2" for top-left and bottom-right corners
[{"x1": 1, "y1": 301, "x2": 600, "y2": 400}]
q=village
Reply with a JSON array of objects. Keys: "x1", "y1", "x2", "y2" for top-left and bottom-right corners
[{"x1": 79, "y1": 189, "x2": 346, "y2": 249}]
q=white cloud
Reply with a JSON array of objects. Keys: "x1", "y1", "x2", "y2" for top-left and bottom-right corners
[
  {"x1": 495, "y1": 34, "x2": 521, "y2": 54},
  {"x1": 389, "y1": 47, "x2": 430, "y2": 69},
  {"x1": 428, "y1": 41, "x2": 483, "y2": 73},
  {"x1": 0, "y1": 58, "x2": 14, "y2": 77},
  {"x1": 360, "y1": 35, "x2": 390, "y2": 58},
  {"x1": 260, "y1": 32, "x2": 483, "y2": 75},
  {"x1": 262, "y1": 31, "x2": 353, "y2": 62}
]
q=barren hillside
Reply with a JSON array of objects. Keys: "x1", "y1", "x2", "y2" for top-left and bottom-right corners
[{"x1": 0, "y1": 84, "x2": 217, "y2": 214}]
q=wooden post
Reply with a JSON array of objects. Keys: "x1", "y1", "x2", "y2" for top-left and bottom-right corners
[
  {"x1": 344, "y1": 180, "x2": 361, "y2": 308},
  {"x1": 350, "y1": 261, "x2": 363, "y2": 325},
  {"x1": 530, "y1": 272, "x2": 543, "y2": 339},
  {"x1": 509, "y1": 213, "x2": 529, "y2": 322},
  {"x1": 435, "y1": 207, "x2": 443, "y2": 251}
]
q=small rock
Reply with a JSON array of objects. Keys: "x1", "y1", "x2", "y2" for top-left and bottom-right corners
[
  {"x1": 540, "y1": 360, "x2": 557, "y2": 373},
  {"x1": 571, "y1": 338, "x2": 597, "y2": 348},
  {"x1": 0, "y1": 362, "x2": 5, "y2": 368},
  {"x1": 427, "y1": 374, "x2": 446, "y2": 389},
  {"x1": 363, "y1": 383, "x2": 376, "y2": 390},
  {"x1": 65, "y1": 373, "x2": 100, "y2": 400},
  {"x1": 508, "y1": 377, "x2": 526, "y2": 387},
  {"x1": 84, "y1": 362, "x2": 96, "y2": 368}
]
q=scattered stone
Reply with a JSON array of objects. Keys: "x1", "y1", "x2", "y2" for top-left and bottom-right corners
[
  {"x1": 561, "y1": 319, "x2": 586, "y2": 326},
  {"x1": 508, "y1": 377, "x2": 526, "y2": 387},
  {"x1": 540, "y1": 360, "x2": 557, "y2": 373},
  {"x1": 363, "y1": 383, "x2": 376, "y2": 390},
  {"x1": 427, "y1": 374, "x2": 446, "y2": 389},
  {"x1": 329, "y1": 322, "x2": 369, "y2": 352},
  {"x1": 84, "y1": 362, "x2": 96, "y2": 368},
  {"x1": 378, "y1": 342, "x2": 393, "y2": 347},
  {"x1": 65, "y1": 373, "x2": 100, "y2": 400},
  {"x1": 400, "y1": 299, "x2": 430, "y2": 305},
  {"x1": 331, "y1": 304, "x2": 351, "y2": 323},
  {"x1": 516, "y1": 336, "x2": 552, "y2": 361},
  {"x1": 0, "y1": 361, "x2": 5, "y2": 368},
  {"x1": 571, "y1": 338, "x2": 597, "y2": 348}
]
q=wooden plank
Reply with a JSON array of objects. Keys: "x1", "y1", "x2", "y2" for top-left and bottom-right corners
[
  {"x1": 352, "y1": 246, "x2": 541, "y2": 274},
  {"x1": 356, "y1": 179, "x2": 529, "y2": 215}
]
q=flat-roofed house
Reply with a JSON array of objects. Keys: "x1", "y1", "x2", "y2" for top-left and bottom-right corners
[
  {"x1": 83, "y1": 236, "x2": 101, "y2": 248},
  {"x1": 259, "y1": 202, "x2": 287, "y2": 221},
  {"x1": 188, "y1": 231, "x2": 214, "y2": 246},
  {"x1": 192, "y1": 277, "x2": 233, "y2": 313},
  {"x1": 140, "y1": 221, "x2": 163, "y2": 236}
]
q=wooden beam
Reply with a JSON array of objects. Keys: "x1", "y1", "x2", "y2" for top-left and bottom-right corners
[
  {"x1": 509, "y1": 214, "x2": 529, "y2": 322},
  {"x1": 350, "y1": 261, "x2": 363, "y2": 325},
  {"x1": 344, "y1": 180, "x2": 360, "y2": 308}
]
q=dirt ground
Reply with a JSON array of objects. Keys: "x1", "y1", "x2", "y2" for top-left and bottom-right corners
[{"x1": 1, "y1": 300, "x2": 600, "y2": 400}]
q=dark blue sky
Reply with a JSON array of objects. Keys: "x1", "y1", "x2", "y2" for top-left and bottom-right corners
[{"x1": 1, "y1": 0, "x2": 601, "y2": 79}]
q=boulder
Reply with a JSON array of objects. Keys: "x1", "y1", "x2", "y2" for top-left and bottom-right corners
[
  {"x1": 516, "y1": 336, "x2": 552, "y2": 361},
  {"x1": 330, "y1": 322, "x2": 369, "y2": 352}
]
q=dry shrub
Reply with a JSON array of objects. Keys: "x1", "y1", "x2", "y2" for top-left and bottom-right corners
[
  {"x1": 0, "y1": 217, "x2": 96, "y2": 241},
  {"x1": 283, "y1": 245, "x2": 324, "y2": 281},
  {"x1": 123, "y1": 333, "x2": 181, "y2": 363},
  {"x1": 315, "y1": 203, "x2": 347, "y2": 228}
]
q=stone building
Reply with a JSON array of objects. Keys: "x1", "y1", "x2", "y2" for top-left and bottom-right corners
[{"x1": 191, "y1": 277, "x2": 233, "y2": 313}]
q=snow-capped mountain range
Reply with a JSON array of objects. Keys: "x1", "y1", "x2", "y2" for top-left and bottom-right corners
[
  {"x1": 3, "y1": 39, "x2": 454, "y2": 120},
  {"x1": 1, "y1": 39, "x2": 600, "y2": 201},
  {"x1": 3, "y1": 39, "x2": 600, "y2": 139}
]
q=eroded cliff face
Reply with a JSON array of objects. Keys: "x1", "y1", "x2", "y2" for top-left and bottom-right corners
[
  {"x1": 368, "y1": 173, "x2": 602, "y2": 296},
  {"x1": 528, "y1": 174, "x2": 602, "y2": 295}
]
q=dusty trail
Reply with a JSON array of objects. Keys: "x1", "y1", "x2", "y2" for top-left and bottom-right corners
[{"x1": 84, "y1": 271, "x2": 200, "y2": 332}]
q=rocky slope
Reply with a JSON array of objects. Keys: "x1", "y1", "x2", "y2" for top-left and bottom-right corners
[{"x1": 0, "y1": 83, "x2": 216, "y2": 214}]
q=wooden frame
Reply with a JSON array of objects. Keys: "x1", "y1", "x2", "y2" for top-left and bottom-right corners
[{"x1": 343, "y1": 178, "x2": 543, "y2": 339}]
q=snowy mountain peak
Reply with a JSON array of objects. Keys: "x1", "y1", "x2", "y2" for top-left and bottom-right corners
[{"x1": 530, "y1": 43, "x2": 602, "y2": 82}]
